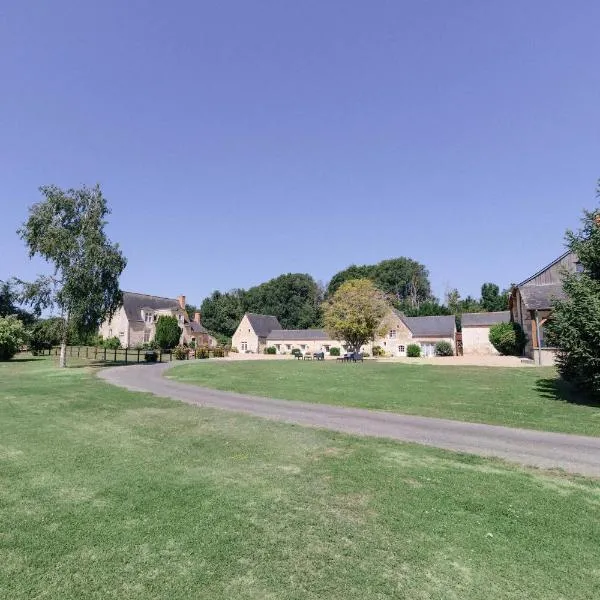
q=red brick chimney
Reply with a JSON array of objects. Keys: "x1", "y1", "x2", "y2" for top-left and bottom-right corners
[
  {"x1": 177, "y1": 295, "x2": 186, "y2": 309},
  {"x1": 194, "y1": 312, "x2": 201, "y2": 323}
]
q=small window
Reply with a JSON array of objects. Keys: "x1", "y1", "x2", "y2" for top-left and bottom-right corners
[
  {"x1": 108, "y1": 328, "x2": 112, "y2": 337},
  {"x1": 119, "y1": 331, "x2": 125, "y2": 337},
  {"x1": 300, "y1": 344, "x2": 306, "y2": 350},
  {"x1": 275, "y1": 344, "x2": 280, "y2": 350},
  {"x1": 576, "y1": 262, "x2": 584, "y2": 273},
  {"x1": 143, "y1": 330, "x2": 150, "y2": 343},
  {"x1": 398, "y1": 345, "x2": 405, "y2": 353},
  {"x1": 241, "y1": 341, "x2": 248, "y2": 351},
  {"x1": 389, "y1": 329, "x2": 397, "y2": 339},
  {"x1": 286, "y1": 344, "x2": 291, "y2": 350},
  {"x1": 383, "y1": 341, "x2": 386, "y2": 347},
  {"x1": 324, "y1": 345, "x2": 330, "y2": 351}
]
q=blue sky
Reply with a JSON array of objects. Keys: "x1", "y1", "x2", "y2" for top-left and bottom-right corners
[{"x1": 1, "y1": 1, "x2": 598, "y2": 306}]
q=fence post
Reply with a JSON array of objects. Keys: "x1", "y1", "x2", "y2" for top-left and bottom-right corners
[
  {"x1": 114, "y1": 348, "x2": 117, "y2": 363},
  {"x1": 94, "y1": 347, "x2": 98, "y2": 360},
  {"x1": 137, "y1": 349, "x2": 140, "y2": 363},
  {"x1": 85, "y1": 347, "x2": 89, "y2": 359},
  {"x1": 170, "y1": 350, "x2": 173, "y2": 362},
  {"x1": 104, "y1": 347, "x2": 107, "y2": 362},
  {"x1": 159, "y1": 350, "x2": 162, "y2": 363},
  {"x1": 125, "y1": 348, "x2": 128, "y2": 364},
  {"x1": 77, "y1": 346, "x2": 80, "y2": 358}
]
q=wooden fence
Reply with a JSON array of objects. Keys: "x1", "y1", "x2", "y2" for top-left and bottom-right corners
[{"x1": 37, "y1": 346, "x2": 173, "y2": 364}]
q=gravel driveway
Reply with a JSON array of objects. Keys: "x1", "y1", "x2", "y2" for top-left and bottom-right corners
[{"x1": 98, "y1": 362, "x2": 600, "y2": 477}]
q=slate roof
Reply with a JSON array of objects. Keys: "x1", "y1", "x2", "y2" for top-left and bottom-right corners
[
  {"x1": 267, "y1": 329, "x2": 330, "y2": 341},
  {"x1": 462, "y1": 311, "x2": 510, "y2": 327},
  {"x1": 190, "y1": 320, "x2": 209, "y2": 334},
  {"x1": 517, "y1": 251, "x2": 572, "y2": 287},
  {"x1": 246, "y1": 313, "x2": 282, "y2": 338},
  {"x1": 401, "y1": 314, "x2": 456, "y2": 337},
  {"x1": 519, "y1": 283, "x2": 566, "y2": 310},
  {"x1": 122, "y1": 292, "x2": 180, "y2": 322}
]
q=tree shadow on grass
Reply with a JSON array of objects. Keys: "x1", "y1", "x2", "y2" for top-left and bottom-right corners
[
  {"x1": 535, "y1": 378, "x2": 600, "y2": 408},
  {"x1": 8, "y1": 357, "x2": 44, "y2": 363}
]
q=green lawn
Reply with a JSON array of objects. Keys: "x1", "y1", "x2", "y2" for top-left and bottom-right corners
[
  {"x1": 2, "y1": 357, "x2": 600, "y2": 599},
  {"x1": 168, "y1": 360, "x2": 600, "y2": 437}
]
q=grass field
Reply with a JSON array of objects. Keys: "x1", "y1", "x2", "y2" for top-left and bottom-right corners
[
  {"x1": 168, "y1": 360, "x2": 600, "y2": 437},
  {"x1": 2, "y1": 357, "x2": 600, "y2": 599}
]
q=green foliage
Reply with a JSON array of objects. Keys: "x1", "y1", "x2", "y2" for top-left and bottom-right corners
[
  {"x1": 28, "y1": 317, "x2": 64, "y2": 354},
  {"x1": 481, "y1": 283, "x2": 509, "y2": 312},
  {"x1": 173, "y1": 345, "x2": 189, "y2": 360},
  {"x1": 155, "y1": 315, "x2": 182, "y2": 349},
  {"x1": 195, "y1": 347, "x2": 210, "y2": 359},
  {"x1": 0, "y1": 279, "x2": 35, "y2": 325},
  {"x1": 372, "y1": 345, "x2": 385, "y2": 357},
  {"x1": 407, "y1": 344, "x2": 421, "y2": 357},
  {"x1": 101, "y1": 336, "x2": 121, "y2": 350},
  {"x1": 17, "y1": 184, "x2": 126, "y2": 367},
  {"x1": 328, "y1": 347, "x2": 340, "y2": 357},
  {"x1": 134, "y1": 341, "x2": 159, "y2": 351},
  {"x1": 400, "y1": 299, "x2": 451, "y2": 317},
  {"x1": 200, "y1": 290, "x2": 245, "y2": 339},
  {"x1": 489, "y1": 322, "x2": 526, "y2": 356},
  {"x1": 327, "y1": 258, "x2": 431, "y2": 307},
  {"x1": 435, "y1": 341, "x2": 454, "y2": 357},
  {"x1": 323, "y1": 279, "x2": 389, "y2": 352},
  {"x1": 212, "y1": 346, "x2": 226, "y2": 358},
  {"x1": 0, "y1": 315, "x2": 28, "y2": 360},
  {"x1": 546, "y1": 194, "x2": 600, "y2": 393},
  {"x1": 265, "y1": 346, "x2": 277, "y2": 354}
]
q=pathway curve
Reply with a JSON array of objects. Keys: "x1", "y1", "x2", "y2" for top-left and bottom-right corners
[{"x1": 98, "y1": 363, "x2": 600, "y2": 477}]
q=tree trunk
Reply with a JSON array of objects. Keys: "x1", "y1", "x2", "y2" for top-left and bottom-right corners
[{"x1": 59, "y1": 339, "x2": 67, "y2": 368}]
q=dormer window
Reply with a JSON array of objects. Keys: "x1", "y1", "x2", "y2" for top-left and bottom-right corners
[
  {"x1": 576, "y1": 261, "x2": 584, "y2": 273},
  {"x1": 144, "y1": 311, "x2": 154, "y2": 323}
]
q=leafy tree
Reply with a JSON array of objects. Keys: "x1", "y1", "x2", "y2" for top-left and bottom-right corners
[
  {"x1": 323, "y1": 279, "x2": 389, "y2": 352},
  {"x1": 489, "y1": 322, "x2": 526, "y2": 356},
  {"x1": 327, "y1": 258, "x2": 431, "y2": 307},
  {"x1": 481, "y1": 283, "x2": 509, "y2": 312},
  {"x1": 0, "y1": 280, "x2": 35, "y2": 325},
  {"x1": 546, "y1": 195, "x2": 600, "y2": 393},
  {"x1": 154, "y1": 315, "x2": 182, "y2": 349},
  {"x1": 0, "y1": 315, "x2": 28, "y2": 360},
  {"x1": 28, "y1": 317, "x2": 64, "y2": 354},
  {"x1": 200, "y1": 290, "x2": 245, "y2": 338},
  {"x1": 17, "y1": 185, "x2": 126, "y2": 367},
  {"x1": 243, "y1": 273, "x2": 322, "y2": 329},
  {"x1": 401, "y1": 299, "x2": 451, "y2": 317}
]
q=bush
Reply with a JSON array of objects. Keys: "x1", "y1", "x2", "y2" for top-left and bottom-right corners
[
  {"x1": 155, "y1": 315, "x2": 182, "y2": 349},
  {"x1": 212, "y1": 346, "x2": 226, "y2": 358},
  {"x1": 101, "y1": 336, "x2": 121, "y2": 349},
  {"x1": 173, "y1": 345, "x2": 189, "y2": 360},
  {"x1": 489, "y1": 322, "x2": 526, "y2": 356},
  {"x1": 435, "y1": 341, "x2": 454, "y2": 357},
  {"x1": 0, "y1": 315, "x2": 27, "y2": 361},
  {"x1": 328, "y1": 347, "x2": 340, "y2": 357},
  {"x1": 372, "y1": 345, "x2": 385, "y2": 357},
  {"x1": 134, "y1": 341, "x2": 159, "y2": 350},
  {"x1": 407, "y1": 344, "x2": 421, "y2": 357},
  {"x1": 265, "y1": 346, "x2": 277, "y2": 355},
  {"x1": 144, "y1": 350, "x2": 158, "y2": 362},
  {"x1": 195, "y1": 347, "x2": 210, "y2": 359}
]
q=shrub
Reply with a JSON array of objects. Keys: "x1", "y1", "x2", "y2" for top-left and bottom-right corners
[
  {"x1": 173, "y1": 345, "x2": 189, "y2": 360},
  {"x1": 144, "y1": 350, "x2": 158, "y2": 362},
  {"x1": 195, "y1": 347, "x2": 210, "y2": 359},
  {"x1": 102, "y1": 336, "x2": 121, "y2": 349},
  {"x1": 372, "y1": 345, "x2": 385, "y2": 357},
  {"x1": 212, "y1": 346, "x2": 226, "y2": 358},
  {"x1": 489, "y1": 322, "x2": 526, "y2": 356},
  {"x1": 328, "y1": 347, "x2": 340, "y2": 357},
  {"x1": 435, "y1": 341, "x2": 454, "y2": 357},
  {"x1": 134, "y1": 341, "x2": 159, "y2": 350},
  {"x1": 265, "y1": 346, "x2": 277, "y2": 355},
  {"x1": 407, "y1": 344, "x2": 421, "y2": 357},
  {"x1": 0, "y1": 315, "x2": 27, "y2": 361},
  {"x1": 155, "y1": 315, "x2": 182, "y2": 349}
]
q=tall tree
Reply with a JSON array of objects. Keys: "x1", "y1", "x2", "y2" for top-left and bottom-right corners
[
  {"x1": 327, "y1": 265, "x2": 374, "y2": 296},
  {"x1": 323, "y1": 279, "x2": 389, "y2": 352},
  {"x1": 480, "y1": 282, "x2": 509, "y2": 312},
  {"x1": 0, "y1": 279, "x2": 34, "y2": 325},
  {"x1": 546, "y1": 193, "x2": 600, "y2": 393},
  {"x1": 200, "y1": 289, "x2": 246, "y2": 338},
  {"x1": 154, "y1": 315, "x2": 182, "y2": 349},
  {"x1": 17, "y1": 185, "x2": 127, "y2": 367}
]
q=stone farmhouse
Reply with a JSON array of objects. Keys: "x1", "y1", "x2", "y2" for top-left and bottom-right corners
[
  {"x1": 509, "y1": 251, "x2": 578, "y2": 365},
  {"x1": 461, "y1": 311, "x2": 510, "y2": 355},
  {"x1": 232, "y1": 309, "x2": 456, "y2": 356},
  {"x1": 99, "y1": 292, "x2": 216, "y2": 348}
]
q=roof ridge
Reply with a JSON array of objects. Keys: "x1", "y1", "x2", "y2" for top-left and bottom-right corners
[{"x1": 122, "y1": 291, "x2": 179, "y2": 301}]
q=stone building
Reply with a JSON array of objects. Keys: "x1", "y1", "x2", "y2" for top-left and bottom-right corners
[
  {"x1": 99, "y1": 292, "x2": 216, "y2": 348},
  {"x1": 509, "y1": 251, "x2": 578, "y2": 364},
  {"x1": 461, "y1": 311, "x2": 510, "y2": 355}
]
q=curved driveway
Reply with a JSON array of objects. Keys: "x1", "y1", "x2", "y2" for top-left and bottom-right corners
[{"x1": 98, "y1": 363, "x2": 600, "y2": 477}]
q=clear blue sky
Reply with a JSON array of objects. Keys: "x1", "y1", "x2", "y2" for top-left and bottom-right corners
[{"x1": 1, "y1": 1, "x2": 598, "y2": 306}]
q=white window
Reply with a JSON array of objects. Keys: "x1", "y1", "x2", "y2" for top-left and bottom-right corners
[
  {"x1": 389, "y1": 329, "x2": 397, "y2": 339},
  {"x1": 241, "y1": 341, "x2": 248, "y2": 351},
  {"x1": 178, "y1": 314, "x2": 184, "y2": 324},
  {"x1": 108, "y1": 328, "x2": 112, "y2": 337},
  {"x1": 286, "y1": 344, "x2": 291, "y2": 350},
  {"x1": 143, "y1": 330, "x2": 150, "y2": 343},
  {"x1": 324, "y1": 345, "x2": 330, "y2": 351},
  {"x1": 144, "y1": 311, "x2": 153, "y2": 323},
  {"x1": 398, "y1": 345, "x2": 405, "y2": 353},
  {"x1": 119, "y1": 331, "x2": 125, "y2": 337},
  {"x1": 275, "y1": 344, "x2": 281, "y2": 350}
]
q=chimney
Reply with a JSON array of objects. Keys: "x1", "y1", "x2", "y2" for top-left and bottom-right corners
[
  {"x1": 194, "y1": 312, "x2": 201, "y2": 323},
  {"x1": 178, "y1": 295, "x2": 186, "y2": 309}
]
